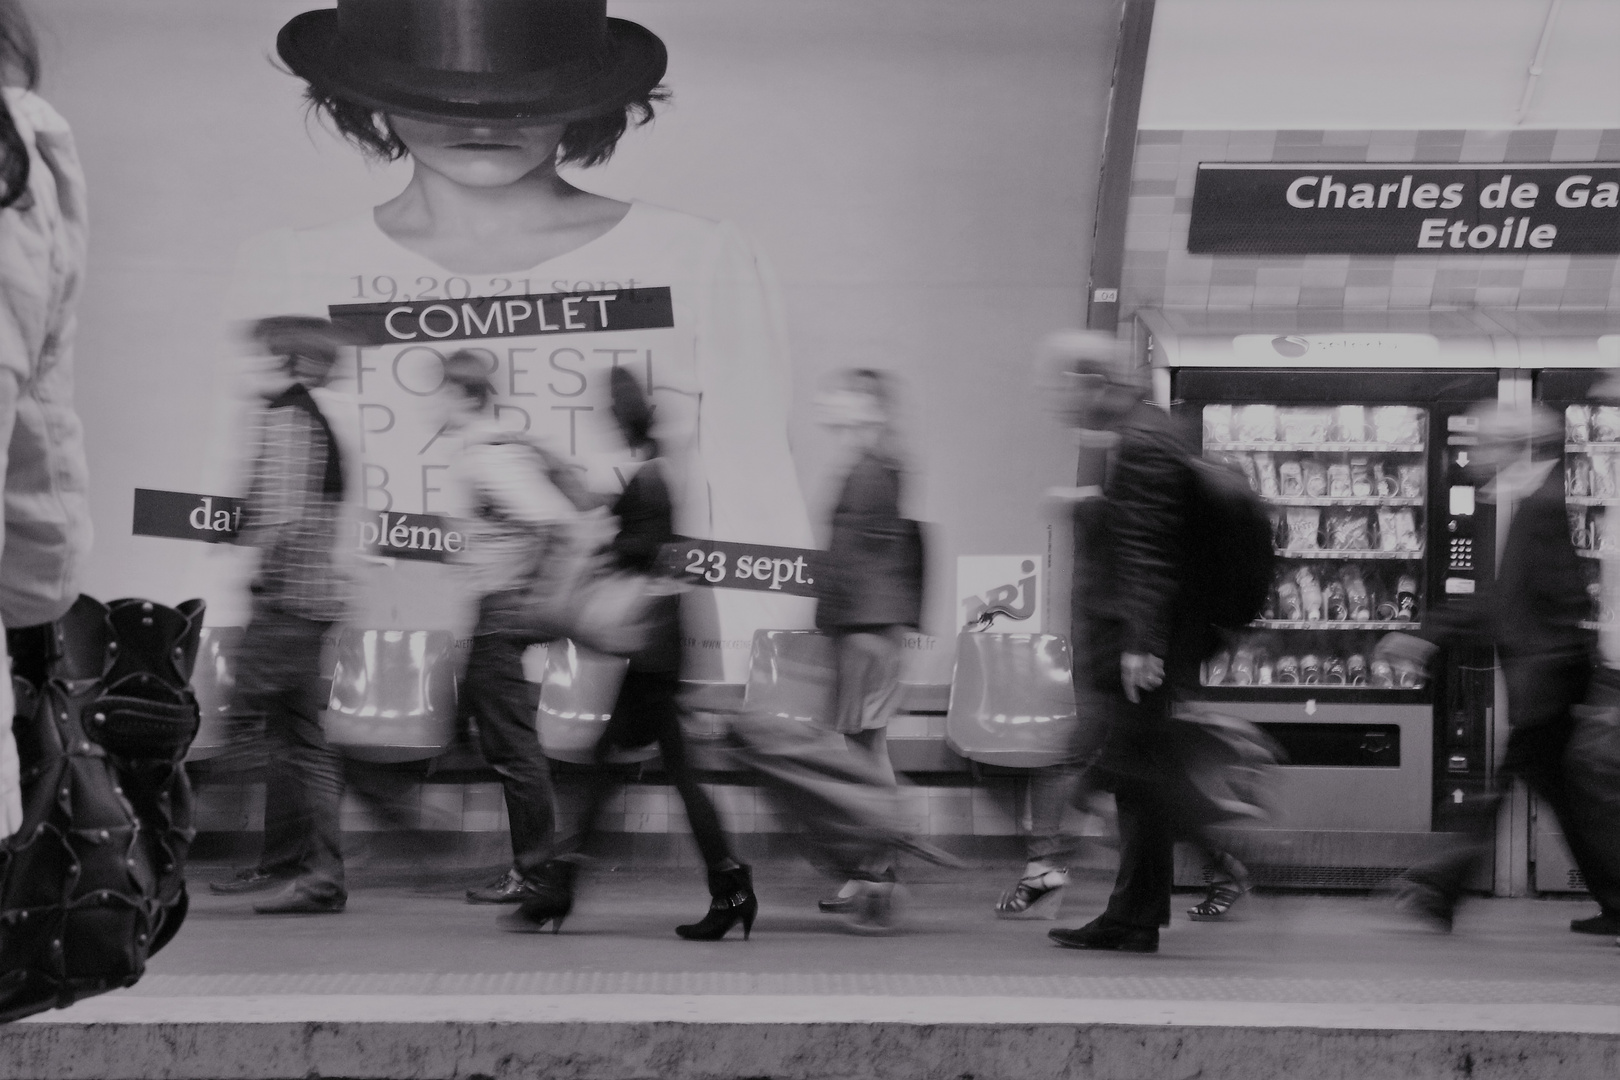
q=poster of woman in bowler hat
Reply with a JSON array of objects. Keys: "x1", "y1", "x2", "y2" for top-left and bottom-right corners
[{"x1": 223, "y1": 0, "x2": 815, "y2": 680}]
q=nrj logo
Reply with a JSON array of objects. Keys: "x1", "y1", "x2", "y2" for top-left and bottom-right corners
[{"x1": 959, "y1": 557, "x2": 1040, "y2": 633}]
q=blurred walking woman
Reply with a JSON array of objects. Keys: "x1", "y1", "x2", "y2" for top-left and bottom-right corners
[
  {"x1": 0, "y1": 1, "x2": 93, "y2": 837},
  {"x1": 504, "y1": 367, "x2": 755, "y2": 940},
  {"x1": 812, "y1": 370, "x2": 924, "y2": 919}
]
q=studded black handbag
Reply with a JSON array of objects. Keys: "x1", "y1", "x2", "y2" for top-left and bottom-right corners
[{"x1": 0, "y1": 594, "x2": 203, "y2": 1022}]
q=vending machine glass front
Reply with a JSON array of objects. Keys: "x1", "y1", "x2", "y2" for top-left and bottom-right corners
[{"x1": 1199, "y1": 402, "x2": 1429, "y2": 692}]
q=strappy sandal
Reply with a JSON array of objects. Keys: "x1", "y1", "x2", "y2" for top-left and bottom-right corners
[
  {"x1": 1187, "y1": 862, "x2": 1250, "y2": 922},
  {"x1": 996, "y1": 868, "x2": 1068, "y2": 920}
]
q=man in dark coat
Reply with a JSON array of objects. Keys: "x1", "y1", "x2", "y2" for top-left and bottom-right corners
[
  {"x1": 1040, "y1": 331, "x2": 1208, "y2": 954},
  {"x1": 1379, "y1": 403, "x2": 1620, "y2": 933}
]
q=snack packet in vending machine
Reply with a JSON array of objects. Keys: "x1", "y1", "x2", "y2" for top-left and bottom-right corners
[
  {"x1": 1296, "y1": 566, "x2": 1325, "y2": 620},
  {"x1": 1350, "y1": 458, "x2": 1374, "y2": 496},
  {"x1": 1326, "y1": 509, "x2": 1372, "y2": 550},
  {"x1": 1341, "y1": 565, "x2": 1372, "y2": 620},
  {"x1": 1278, "y1": 459, "x2": 1305, "y2": 496},
  {"x1": 1328, "y1": 462, "x2": 1352, "y2": 497},
  {"x1": 1347, "y1": 653, "x2": 1368, "y2": 685},
  {"x1": 1323, "y1": 655, "x2": 1347, "y2": 685},
  {"x1": 1302, "y1": 459, "x2": 1328, "y2": 497},
  {"x1": 1570, "y1": 507, "x2": 1591, "y2": 550},
  {"x1": 1371, "y1": 406, "x2": 1423, "y2": 445},
  {"x1": 1592, "y1": 454, "x2": 1617, "y2": 497},
  {"x1": 1280, "y1": 408, "x2": 1333, "y2": 444},
  {"x1": 1230, "y1": 647, "x2": 1255, "y2": 685},
  {"x1": 1277, "y1": 578, "x2": 1304, "y2": 620},
  {"x1": 1235, "y1": 404, "x2": 1279, "y2": 443},
  {"x1": 1568, "y1": 405, "x2": 1591, "y2": 444},
  {"x1": 1253, "y1": 452, "x2": 1280, "y2": 496},
  {"x1": 1336, "y1": 405, "x2": 1368, "y2": 443},
  {"x1": 1203, "y1": 404, "x2": 1234, "y2": 444},
  {"x1": 1285, "y1": 507, "x2": 1320, "y2": 549},
  {"x1": 1594, "y1": 406, "x2": 1620, "y2": 443},
  {"x1": 1569, "y1": 455, "x2": 1593, "y2": 497}
]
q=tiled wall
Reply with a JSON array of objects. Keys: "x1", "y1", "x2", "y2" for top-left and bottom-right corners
[
  {"x1": 1122, "y1": 129, "x2": 1620, "y2": 316},
  {"x1": 192, "y1": 775, "x2": 1035, "y2": 849}
]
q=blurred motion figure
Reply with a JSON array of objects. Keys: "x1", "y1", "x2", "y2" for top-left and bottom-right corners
[
  {"x1": 208, "y1": 317, "x2": 357, "y2": 915},
  {"x1": 811, "y1": 370, "x2": 925, "y2": 926},
  {"x1": 505, "y1": 367, "x2": 757, "y2": 940},
  {"x1": 1037, "y1": 331, "x2": 1245, "y2": 953},
  {"x1": 1378, "y1": 402, "x2": 1620, "y2": 933},
  {"x1": 0, "y1": 0, "x2": 92, "y2": 837}
]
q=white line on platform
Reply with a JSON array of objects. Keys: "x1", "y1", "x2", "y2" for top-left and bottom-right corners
[{"x1": 23, "y1": 994, "x2": 1620, "y2": 1034}]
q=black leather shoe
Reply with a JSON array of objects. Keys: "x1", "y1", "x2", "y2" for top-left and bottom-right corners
[
  {"x1": 466, "y1": 869, "x2": 527, "y2": 905},
  {"x1": 209, "y1": 868, "x2": 286, "y2": 896},
  {"x1": 497, "y1": 860, "x2": 576, "y2": 934},
  {"x1": 1571, "y1": 913, "x2": 1620, "y2": 935},
  {"x1": 253, "y1": 883, "x2": 347, "y2": 915},
  {"x1": 1048, "y1": 916, "x2": 1158, "y2": 953}
]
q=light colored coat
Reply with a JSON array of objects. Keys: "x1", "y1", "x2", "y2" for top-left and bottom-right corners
[{"x1": 0, "y1": 90, "x2": 92, "y2": 836}]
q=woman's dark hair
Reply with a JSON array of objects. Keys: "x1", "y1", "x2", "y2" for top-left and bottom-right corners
[
  {"x1": 609, "y1": 364, "x2": 655, "y2": 448},
  {"x1": 0, "y1": 0, "x2": 41, "y2": 210},
  {"x1": 441, "y1": 349, "x2": 497, "y2": 409},
  {"x1": 306, "y1": 83, "x2": 668, "y2": 168}
]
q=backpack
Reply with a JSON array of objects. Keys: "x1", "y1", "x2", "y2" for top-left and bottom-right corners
[{"x1": 1185, "y1": 455, "x2": 1275, "y2": 631}]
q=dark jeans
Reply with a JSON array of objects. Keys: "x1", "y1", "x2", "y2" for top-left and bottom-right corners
[
  {"x1": 235, "y1": 604, "x2": 344, "y2": 900},
  {"x1": 462, "y1": 595, "x2": 556, "y2": 881},
  {"x1": 571, "y1": 670, "x2": 733, "y2": 870}
]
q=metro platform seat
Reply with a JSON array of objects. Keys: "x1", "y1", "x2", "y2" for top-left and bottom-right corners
[
  {"x1": 741, "y1": 629, "x2": 836, "y2": 727},
  {"x1": 324, "y1": 629, "x2": 457, "y2": 763},
  {"x1": 186, "y1": 626, "x2": 244, "y2": 762},
  {"x1": 945, "y1": 632, "x2": 1081, "y2": 769},
  {"x1": 535, "y1": 639, "x2": 656, "y2": 766}
]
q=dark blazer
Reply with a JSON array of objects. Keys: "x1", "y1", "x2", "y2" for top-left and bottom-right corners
[
  {"x1": 610, "y1": 456, "x2": 674, "y2": 573},
  {"x1": 1419, "y1": 463, "x2": 1593, "y2": 728},
  {"x1": 1078, "y1": 401, "x2": 1205, "y2": 692},
  {"x1": 814, "y1": 451, "x2": 923, "y2": 632},
  {"x1": 610, "y1": 456, "x2": 681, "y2": 673}
]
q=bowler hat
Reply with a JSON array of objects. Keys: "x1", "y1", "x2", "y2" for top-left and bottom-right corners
[{"x1": 277, "y1": 0, "x2": 667, "y2": 123}]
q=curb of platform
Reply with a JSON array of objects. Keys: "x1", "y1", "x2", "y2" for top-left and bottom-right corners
[{"x1": 8, "y1": 995, "x2": 1620, "y2": 1080}]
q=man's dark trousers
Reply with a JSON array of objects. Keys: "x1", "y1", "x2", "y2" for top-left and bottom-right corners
[
  {"x1": 461, "y1": 593, "x2": 557, "y2": 882},
  {"x1": 236, "y1": 602, "x2": 345, "y2": 900}
]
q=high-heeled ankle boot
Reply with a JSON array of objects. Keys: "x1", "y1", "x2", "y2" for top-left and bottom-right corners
[
  {"x1": 676, "y1": 862, "x2": 757, "y2": 941},
  {"x1": 498, "y1": 859, "x2": 576, "y2": 934}
]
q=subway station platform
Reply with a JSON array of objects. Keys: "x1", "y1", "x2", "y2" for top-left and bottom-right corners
[{"x1": 6, "y1": 862, "x2": 1619, "y2": 1080}]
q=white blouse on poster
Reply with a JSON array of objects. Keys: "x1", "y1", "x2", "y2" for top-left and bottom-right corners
[{"x1": 212, "y1": 202, "x2": 814, "y2": 681}]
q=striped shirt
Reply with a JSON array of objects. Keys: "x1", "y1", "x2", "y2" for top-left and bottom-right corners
[{"x1": 239, "y1": 383, "x2": 352, "y2": 622}]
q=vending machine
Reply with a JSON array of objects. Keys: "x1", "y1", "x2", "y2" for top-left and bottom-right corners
[{"x1": 1171, "y1": 367, "x2": 1499, "y2": 886}]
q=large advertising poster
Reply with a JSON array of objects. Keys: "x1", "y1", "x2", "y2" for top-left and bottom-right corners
[{"x1": 41, "y1": 0, "x2": 1121, "y2": 683}]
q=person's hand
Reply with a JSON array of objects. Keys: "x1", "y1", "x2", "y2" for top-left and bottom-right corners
[{"x1": 1121, "y1": 652, "x2": 1164, "y2": 703}]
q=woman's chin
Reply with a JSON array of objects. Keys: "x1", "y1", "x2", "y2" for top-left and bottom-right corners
[{"x1": 425, "y1": 158, "x2": 549, "y2": 190}]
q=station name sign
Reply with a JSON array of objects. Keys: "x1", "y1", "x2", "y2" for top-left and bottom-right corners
[{"x1": 1188, "y1": 163, "x2": 1620, "y2": 254}]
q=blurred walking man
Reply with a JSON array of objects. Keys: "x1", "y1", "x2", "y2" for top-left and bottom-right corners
[
  {"x1": 210, "y1": 317, "x2": 356, "y2": 915},
  {"x1": 1378, "y1": 403, "x2": 1620, "y2": 933},
  {"x1": 1040, "y1": 332, "x2": 1212, "y2": 954}
]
